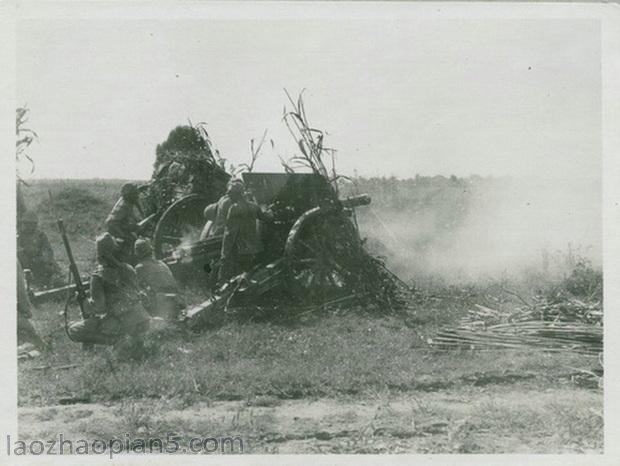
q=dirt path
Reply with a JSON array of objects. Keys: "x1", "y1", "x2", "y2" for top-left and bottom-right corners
[{"x1": 18, "y1": 385, "x2": 602, "y2": 454}]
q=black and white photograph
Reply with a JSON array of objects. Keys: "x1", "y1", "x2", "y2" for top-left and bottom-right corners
[{"x1": 3, "y1": 0, "x2": 619, "y2": 461}]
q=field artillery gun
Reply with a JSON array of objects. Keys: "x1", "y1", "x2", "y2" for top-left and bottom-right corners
[{"x1": 148, "y1": 171, "x2": 376, "y2": 329}]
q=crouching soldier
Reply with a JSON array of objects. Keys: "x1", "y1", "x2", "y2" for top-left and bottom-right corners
[
  {"x1": 134, "y1": 238, "x2": 184, "y2": 320},
  {"x1": 68, "y1": 233, "x2": 150, "y2": 357}
]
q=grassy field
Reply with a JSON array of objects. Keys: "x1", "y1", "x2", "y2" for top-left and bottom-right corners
[{"x1": 17, "y1": 178, "x2": 603, "y2": 454}]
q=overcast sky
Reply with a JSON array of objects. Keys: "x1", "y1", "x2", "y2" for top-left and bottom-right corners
[{"x1": 16, "y1": 17, "x2": 600, "y2": 180}]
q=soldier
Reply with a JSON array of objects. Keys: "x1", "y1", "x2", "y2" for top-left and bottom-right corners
[
  {"x1": 134, "y1": 238, "x2": 183, "y2": 319},
  {"x1": 17, "y1": 260, "x2": 47, "y2": 351},
  {"x1": 199, "y1": 203, "x2": 218, "y2": 240},
  {"x1": 68, "y1": 233, "x2": 150, "y2": 357},
  {"x1": 17, "y1": 210, "x2": 62, "y2": 288},
  {"x1": 218, "y1": 181, "x2": 272, "y2": 283},
  {"x1": 201, "y1": 179, "x2": 244, "y2": 239},
  {"x1": 105, "y1": 182, "x2": 142, "y2": 264},
  {"x1": 200, "y1": 179, "x2": 245, "y2": 288}
]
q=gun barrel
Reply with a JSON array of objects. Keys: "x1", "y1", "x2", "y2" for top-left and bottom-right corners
[
  {"x1": 340, "y1": 194, "x2": 371, "y2": 209},
  {"x1": 31, "y1": 280, "x2": 90, "y2": 305}
]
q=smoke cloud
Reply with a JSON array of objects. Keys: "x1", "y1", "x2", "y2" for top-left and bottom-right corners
[{"x1": 353, "y1": 176, "x2": 601, "y2": 284}]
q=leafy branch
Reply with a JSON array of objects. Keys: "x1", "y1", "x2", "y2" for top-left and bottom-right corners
[
  {"x1": 234, "y1": 128, "x2": 269, "y2": 175},
  {"x1": 16, "y1": 106, "x2": 38, "y2": 181},
  {"x1": 282, "y1": 89, "x2": 341, "y2": 191}
]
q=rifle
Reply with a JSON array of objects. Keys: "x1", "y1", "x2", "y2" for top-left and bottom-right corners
[
  {"x1": 57, "y1": 219, "x2": 88, "y2": 318},
  {"x1": 137, "y1": 212, "x2": 158, "y2": 233},
  {"x1": 31, "y1": 280, "x2": 90, "y2": 305}
]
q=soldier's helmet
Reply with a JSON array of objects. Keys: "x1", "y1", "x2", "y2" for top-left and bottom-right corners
[
  {"x1": 96, "y1": 232, "x2": 119, "y2": 261},
  {"x1": 203, "y1": 203, "x2": 217, "y2": 221},
  {"x1": 226, "y1": 178, "x2": 244, "y2": 191},
  {"x1": 120, "y1": 182, "x2": 139, "y2": 200},
  {"x1": 134, "y1": 238, "x2": 154, "y2": 261},
  {"x1": 227, "y1": 180, "x2": 245, "y2": 200}
]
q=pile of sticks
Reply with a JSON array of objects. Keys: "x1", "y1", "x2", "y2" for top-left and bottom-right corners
[
  {"x1": 431, "y1": 321, "x2": 602, "y2": 355},
  {"x1": 432, "y1": 296, "x2": 603, "y2": 354},
  {"x1": 459, "y1": 304, "x2": 513, "y2": 328},
  {"x1": 525, "y1": 296, "x2": 602, "y2": 325}
]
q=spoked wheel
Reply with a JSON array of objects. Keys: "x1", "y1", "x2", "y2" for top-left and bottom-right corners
[
  {"x1": 153, "y1": 195, "x2": 210, "y2": 259},
  {"x1": 287, "y1": 211, "x2": 363, "y2": 303}
]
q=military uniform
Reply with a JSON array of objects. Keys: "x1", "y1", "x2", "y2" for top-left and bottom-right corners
[
  {"x1": 209, "y1": 194, "x2": 233, "y2": 237},
  {"x1": 17, "y1": 211, "x2": 62, "y2": 288},
  {"x1": 68, "y1": 234, "x2": 150, "y2": 349},
  {"x1": 106, "y1": 197, "x2": 138, "y2": 238},
  {"x1": 219, "y1": 189, "x2": 270, "y2": 282},
  {"x1": 134, "y1": 239, "x2": 183, "y2": 319},
  {"x1": 17, "y1": 260, "x2": 46, "y2": 349},
  {"x1": 202, "y1": 180, "x2": 246, "y2": 287},
  {"x1": 200, "y1": 202, "x2": 218, "y2": 241},
  {"x1": 105, "y1": 183, "x2": 141, "y2": 264}
]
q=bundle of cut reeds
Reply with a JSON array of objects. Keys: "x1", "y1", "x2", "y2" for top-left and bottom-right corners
[
  {"x1": 527, "y1": 296, "x2": 602, "y2": 325},
  {"x1": 431, "y1": 320, "x2": 602, "y2": 355}
]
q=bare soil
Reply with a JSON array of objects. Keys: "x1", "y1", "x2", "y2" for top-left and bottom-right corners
[{"x1": 18, "y1": 383, "x2": 602, "y2": 454}]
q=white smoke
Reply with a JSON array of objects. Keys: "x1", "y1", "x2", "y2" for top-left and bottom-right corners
[{"x1": 356, "y1": 177, "x2": 601, "y2": 284}]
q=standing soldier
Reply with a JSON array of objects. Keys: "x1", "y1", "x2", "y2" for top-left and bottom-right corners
[
  {"x1": 105, "y1": 182, "x2": 142, "y2": 264},
  {"x1": 17, "y1": 210, "x2": 62, "y2": 288},
  {"x1": 200, "y1": 202, "x2": 218, "y2": 240},
  {"x1": 68, "y1": 233, "x2": 150, "y2": 357},
  {"x1": 200, "y1": 179, "x2": 245, "y2": 289},
  {"x1": 218, "y1": 181, "x2": 272, "y2": 283},
  {"x1": 134, "y1": 238, "x2": 183, "y2": 319},
  {"x1": 17, "y1": 260, "x2": 47, "y2": 351},
  {"x1": 201, "y1": 179, "x2": 245, "y2": 239}
]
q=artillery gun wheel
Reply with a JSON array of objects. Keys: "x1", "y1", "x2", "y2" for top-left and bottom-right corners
[
  {"x1": 153, "y1": 194, "x2": 210, "y2": 259},
  {"x1": 286, "y1": 211, "x2": 363, "y2": 303}
]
